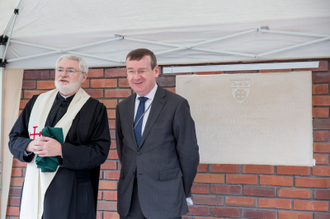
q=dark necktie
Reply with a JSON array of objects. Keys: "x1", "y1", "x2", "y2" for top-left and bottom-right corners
[{"x1": 134, "y1": 97, "x2": 148, "y2": 146}]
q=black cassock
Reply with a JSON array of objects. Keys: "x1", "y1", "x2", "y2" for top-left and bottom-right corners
[{"x1": 9, "y1": 92, "x2": 111, "y2": 219}]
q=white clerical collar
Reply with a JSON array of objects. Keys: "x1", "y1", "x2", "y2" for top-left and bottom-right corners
[
  {"x1": 59, "y1": 92, "x2": 74, "y2": 100},
  {"x1": 136, "y1": 84, "x2": 158, "y2": 101}
]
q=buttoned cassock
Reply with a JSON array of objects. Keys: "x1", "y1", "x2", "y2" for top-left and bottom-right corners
[{"x1": 116, "y1": 86, "x2": 199, "y2": 218}]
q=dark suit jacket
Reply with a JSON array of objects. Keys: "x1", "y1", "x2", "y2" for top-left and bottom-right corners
[{"x1": 116, "y1": 86, "x2": 199, "y2": 218}]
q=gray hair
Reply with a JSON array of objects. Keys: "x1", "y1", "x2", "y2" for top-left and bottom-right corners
[{"x1": 56, "y1": 54, "x2": 88, "y2": 74}]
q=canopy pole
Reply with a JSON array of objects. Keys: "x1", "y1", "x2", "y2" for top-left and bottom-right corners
[
  {"x1": 8, "y1": 38, "x2": 123, "y2": 64},
  {"x1": 193, "y1": 47, "x2": 255, "y2": 58},
  {"x1": 10, "y1": 37, "x2": 119, "y2": 51},
  {"x1": 0, "y1": 3, "x2": 22, "y2": 218},
  {"x1": 162, "y1": 61, "x2": 319, "y2": 74},
  {"x1": 260, "y1": 29, "x2": 329, "y2": 38},
  {"x1": 2, "y1": 3, "x2": 21, "y2": 62},
  {"x1": 257, "y1": 36, "x2": 330, "y2": 58},
  {"x1": 0, "y1": 46, "x2": 4, "y2": 191},
  {"x1": 155, "y1": 29, "x2": 258, "y2": 56},
  {"x1": 8, "y1": 49, "x2": 123, "y2": 64},
  {"x1": 2, "y1": 0, "x2": 22, "y2": 37}
]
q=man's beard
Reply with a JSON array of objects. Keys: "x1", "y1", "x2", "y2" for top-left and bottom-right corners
[{"x1": 55, "y1": 75, "x2": 83, "y2": 96}]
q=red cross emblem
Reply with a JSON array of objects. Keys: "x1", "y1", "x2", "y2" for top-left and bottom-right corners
[{"x1": 30, "y1": 126, "x2": 41, "y2": 139}]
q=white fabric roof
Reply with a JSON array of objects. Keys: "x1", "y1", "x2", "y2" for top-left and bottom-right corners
[{"x1": 1, "y1": 0, "x2": 330, "y2": 69}]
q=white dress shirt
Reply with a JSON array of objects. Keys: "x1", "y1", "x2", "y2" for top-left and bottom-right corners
[{"x1": 134, "y1": 84, "x2": 158, "y2": 135}]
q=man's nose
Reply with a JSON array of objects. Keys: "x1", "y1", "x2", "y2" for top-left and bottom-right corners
[
  {"x1": 58, "y1": 70, "x2": 68, "y2": 77},
  {"x1": 132, "y1": 71, "x2": 141, "y2": 79}
]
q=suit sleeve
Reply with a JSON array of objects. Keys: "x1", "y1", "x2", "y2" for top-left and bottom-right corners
[{"x1": 173, "y1": 98, "x2": 200, "y2": 197}]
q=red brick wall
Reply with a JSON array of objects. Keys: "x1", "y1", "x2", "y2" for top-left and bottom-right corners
[{"x1": 6, "y1": 59, "x2": 330, "y2": 219}]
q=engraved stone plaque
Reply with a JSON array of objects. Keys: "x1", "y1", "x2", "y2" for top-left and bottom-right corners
[{"x1": 176, "y1": 72, "x2": 313, "y2": 166}]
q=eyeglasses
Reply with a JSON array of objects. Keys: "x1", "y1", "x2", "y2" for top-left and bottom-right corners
[
  {"x1": 56, "y1": 68, "x2": 80, "y2": 74},
  {"x1": 127, "y1": 69, "x2": 150, "y2": 75}
]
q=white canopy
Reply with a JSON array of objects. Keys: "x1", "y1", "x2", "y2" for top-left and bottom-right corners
[
  {"x1": 1, "y1": 1, "x2": 329, "y2": 218},
  {"x1": 1, "y1": 0, "x2": 330, "y2": 69}
]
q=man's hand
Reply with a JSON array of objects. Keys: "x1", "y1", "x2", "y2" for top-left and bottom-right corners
[{"x1": 26, "y1": 137, "x2": 62, "y2": 157}]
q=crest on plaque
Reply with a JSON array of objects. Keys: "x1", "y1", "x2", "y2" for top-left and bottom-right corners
[{"x1": 231, "y1": 79, "x2": 251, "y2": 104}]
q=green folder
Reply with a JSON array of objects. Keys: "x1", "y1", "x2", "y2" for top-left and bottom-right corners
[{"x1": 35, "y1": 126, "x2": 64, "y2": 172}]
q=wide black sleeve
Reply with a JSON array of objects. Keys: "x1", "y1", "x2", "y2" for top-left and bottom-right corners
[
  {"x1": 115, "y1": 104, "x2": 124, "y2": 164},
  {"x1": 8, "y1": 95, "x2": 38, "y2": 162},
  {"x1": 61, "y1": 99, "x2": 111, "y2": 170}
]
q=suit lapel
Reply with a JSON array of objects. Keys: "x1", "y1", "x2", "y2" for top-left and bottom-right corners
[{"x1": 139, "y1": 87, "x2": 166, "y2": 148}]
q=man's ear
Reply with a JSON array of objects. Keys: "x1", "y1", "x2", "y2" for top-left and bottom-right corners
[
  {"x1": 154, "y1": 66, "x2": 160, "y2": 78},
  {"x1": 81, "y1": 73, "x2": 87, "y2": 84}
]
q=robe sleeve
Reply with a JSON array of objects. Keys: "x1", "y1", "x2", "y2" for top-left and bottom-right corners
[
  {"x1": 115, "y1": 104, "x2": 123, "y2": 164},
  {"x1": 60, "y1": 99, "x2": 111, "y2": 170},
  {"x1": 8, "y1": 95, "x2": 38, "y2": 162}
]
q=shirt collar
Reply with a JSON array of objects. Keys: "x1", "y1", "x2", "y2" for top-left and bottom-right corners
[
  {"x1": 57, "y1": 92, "x2": 75, "y2": 101},
  {"x1": 136, "y1": 83, "x2": 158, "y2": 101}
]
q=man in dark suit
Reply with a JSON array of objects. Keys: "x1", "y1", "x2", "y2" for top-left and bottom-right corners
[{"x1": 116, "y1": 48, "x2": 199, "y2": 219}]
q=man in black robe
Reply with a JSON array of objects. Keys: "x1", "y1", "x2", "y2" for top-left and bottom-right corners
[{"x1": 8, "y1": 54, "x2": 111, "y2": 219}]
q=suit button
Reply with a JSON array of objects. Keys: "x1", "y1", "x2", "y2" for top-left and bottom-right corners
[{"x1": 137, "y1": 152, "x2": 141, "y2": 156}]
